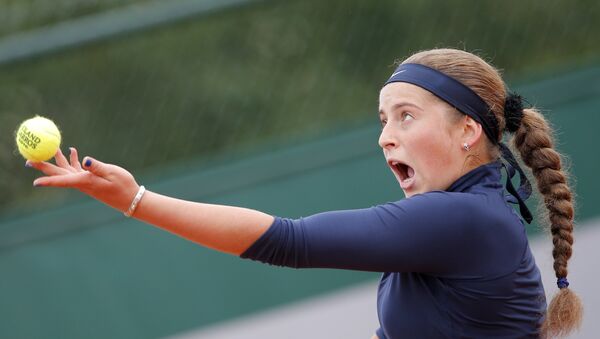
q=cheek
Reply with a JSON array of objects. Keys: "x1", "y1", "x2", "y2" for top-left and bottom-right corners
[{"x1": 410, "y1": 131, "x2": 456, "y2": 177}]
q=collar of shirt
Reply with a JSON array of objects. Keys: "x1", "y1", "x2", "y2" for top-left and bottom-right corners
[{"x1": 446, "y1": 161, "x2": 503, "y2": 193}]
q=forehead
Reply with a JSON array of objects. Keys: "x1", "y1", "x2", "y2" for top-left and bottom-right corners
[{"x1": 379, "y1": 82, "x2": 440, "y2": 111}]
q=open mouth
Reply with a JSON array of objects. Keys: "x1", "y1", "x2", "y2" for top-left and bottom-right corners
[{"x1": 388, "y1": 160, "x2": 416, "y2": 189}]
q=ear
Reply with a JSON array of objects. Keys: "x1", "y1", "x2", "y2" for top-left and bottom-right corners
[{"x1": 462, "y1": 115, "x2": 484, "y2": 148}]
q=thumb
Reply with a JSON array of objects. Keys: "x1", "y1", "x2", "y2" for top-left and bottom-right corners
[{"x1": 82, "y1": 156, "x2": 110, "y2": 178}]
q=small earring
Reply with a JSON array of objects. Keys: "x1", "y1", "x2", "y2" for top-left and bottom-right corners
[{"x1": 463, "y1": 143, "x2": 471, "y2": 151}]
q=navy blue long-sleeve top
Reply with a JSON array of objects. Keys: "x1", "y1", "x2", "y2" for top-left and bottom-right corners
[{"x1": 241, "y1": 161, "x2": 547, "y2": 338}]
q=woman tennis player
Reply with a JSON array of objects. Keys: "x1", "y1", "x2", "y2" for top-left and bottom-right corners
[{"x1": 28, "y1": 49, "x2": 581, "y2": 338}]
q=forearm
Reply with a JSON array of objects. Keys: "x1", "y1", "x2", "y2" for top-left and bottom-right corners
[
  {"x1": 133, "y1": 190, "x2": 274, "y2": 255},
  {"x1": 29, "y1": 151, "x2": 273, "y2": 255}
]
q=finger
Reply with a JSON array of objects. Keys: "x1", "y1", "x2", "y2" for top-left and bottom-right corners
[
  {"x1": 33, "y1": 172, "x2": 93, "y2": 188},
  {"x1": 82, "y1": 156, "x2": 111, "y2": 178},
  {"x1": 69, "y1": 147, "x2": 82, "y2": 171},
  {"x1": 26, "y1": 160, "x2": 71, "y2": 176},
  {"x1": 54, "y1": 148, "x2": 70, "y2": 168}
]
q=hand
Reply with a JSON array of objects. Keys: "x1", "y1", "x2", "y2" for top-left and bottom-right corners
[{"x1": 27, "y1": 147, "x2": 140, "y2": 213}]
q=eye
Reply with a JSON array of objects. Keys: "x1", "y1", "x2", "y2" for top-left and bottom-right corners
[
  {"x1": 401, "y1": 112, "x2": 414, "y2": 121},
  {"x1": 379, "y1": 117, "x2": 387, "y2": 128}
]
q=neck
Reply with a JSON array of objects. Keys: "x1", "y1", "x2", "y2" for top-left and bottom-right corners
[{"x1": 461, "y1": 152, "x2": 494, "y2": 176}]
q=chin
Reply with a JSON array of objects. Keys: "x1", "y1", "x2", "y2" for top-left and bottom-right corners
[
  {"x1": 401, "y1": 184, "x2": 429, "y2": 198},
  {"x1": 401, "y1": 189, "x2": 416, "y2": 198}
]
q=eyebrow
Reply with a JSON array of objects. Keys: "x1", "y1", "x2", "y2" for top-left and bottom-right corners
[{"x1": 378, "y1": 102, "x2": 423, "y2": 116}]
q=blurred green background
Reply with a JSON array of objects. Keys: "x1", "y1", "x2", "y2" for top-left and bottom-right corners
[
  {"x1": 0, "y1": 0, "x2": 598, "y2": 338},
  {"x1": 2, "y1": 0, "x2": 599, "y2": 213}
]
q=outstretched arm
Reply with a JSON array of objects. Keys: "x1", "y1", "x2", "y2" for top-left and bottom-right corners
[
  {"x1": 134, "y1": 191, "x2": 272, "y2": 254},
  {"x1": 29, "y1": 147, "x2": 273, "y2": 255}
]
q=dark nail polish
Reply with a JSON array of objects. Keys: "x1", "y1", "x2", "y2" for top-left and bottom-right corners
[
  {"x1": 25, "y1": 162, "x2": 32, "y2": 168},
  {"x1": 33, "y1": 182, "x2": 43, "y2": 187},
  {"x1": 84, "y1": 159, "x2": 92, "y2": 167}
]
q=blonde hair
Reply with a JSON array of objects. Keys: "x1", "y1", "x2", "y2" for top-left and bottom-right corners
[{"x1": 402, "y1": 48, "x2": 582, "y2": 338}]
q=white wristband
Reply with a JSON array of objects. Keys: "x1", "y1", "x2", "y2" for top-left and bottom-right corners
[{"x1": 124, "y1": 185, "x2": 146, "y2": 217}]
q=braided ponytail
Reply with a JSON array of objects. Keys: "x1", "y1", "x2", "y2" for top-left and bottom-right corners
[{"x1": 512, "y1": 108, "x2": 583, "y2": 338}]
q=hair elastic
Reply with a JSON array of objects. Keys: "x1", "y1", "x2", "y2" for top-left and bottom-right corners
[
  {"x1": 557, "y1": 277, "x2": 570, "y2": 289},
  {"x1": 504, "y1": 92, "x2": 525, "y2": 133}
]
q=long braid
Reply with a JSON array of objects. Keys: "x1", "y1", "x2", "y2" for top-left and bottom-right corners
[{"x1": 512, "y1": 108, "x2": 583, "y2": 338}]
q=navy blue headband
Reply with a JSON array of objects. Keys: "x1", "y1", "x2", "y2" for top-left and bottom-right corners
[
  {"x1": 383, "y1": 63, "x2": 533, "y2": 223},
  {"x1": 385, "y1": 63, "x2": 500, "y2": 143}
]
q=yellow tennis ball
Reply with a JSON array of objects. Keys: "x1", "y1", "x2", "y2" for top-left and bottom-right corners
[{"x1": 15, "y1": 116, "x2": 62, "y2": 162}]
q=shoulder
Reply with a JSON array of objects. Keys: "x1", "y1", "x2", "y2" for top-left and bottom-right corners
[
  {"x1": 380, "y1": 190, "x2": 504, "y2": 226},
  {"x1": 380, "y1": 190, "x2": 528, "y2": 262}
]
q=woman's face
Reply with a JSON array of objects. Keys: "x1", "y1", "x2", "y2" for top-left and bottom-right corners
[{"x1": 378, "y1": 82, "x2": 468, "y2": 197}]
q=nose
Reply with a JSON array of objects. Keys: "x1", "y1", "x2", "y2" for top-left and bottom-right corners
[{"x1": 378, "y1": 123, "x2": 397, "y2": 150}]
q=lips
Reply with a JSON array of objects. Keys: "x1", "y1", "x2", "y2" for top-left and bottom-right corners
[{"x1": 388, "y1": 160, "x2": 416, "y2": 190}]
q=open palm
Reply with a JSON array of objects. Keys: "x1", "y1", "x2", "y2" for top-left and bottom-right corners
[{"x1": 27, "y1": 147, "x2": 140, "y2": 213}]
